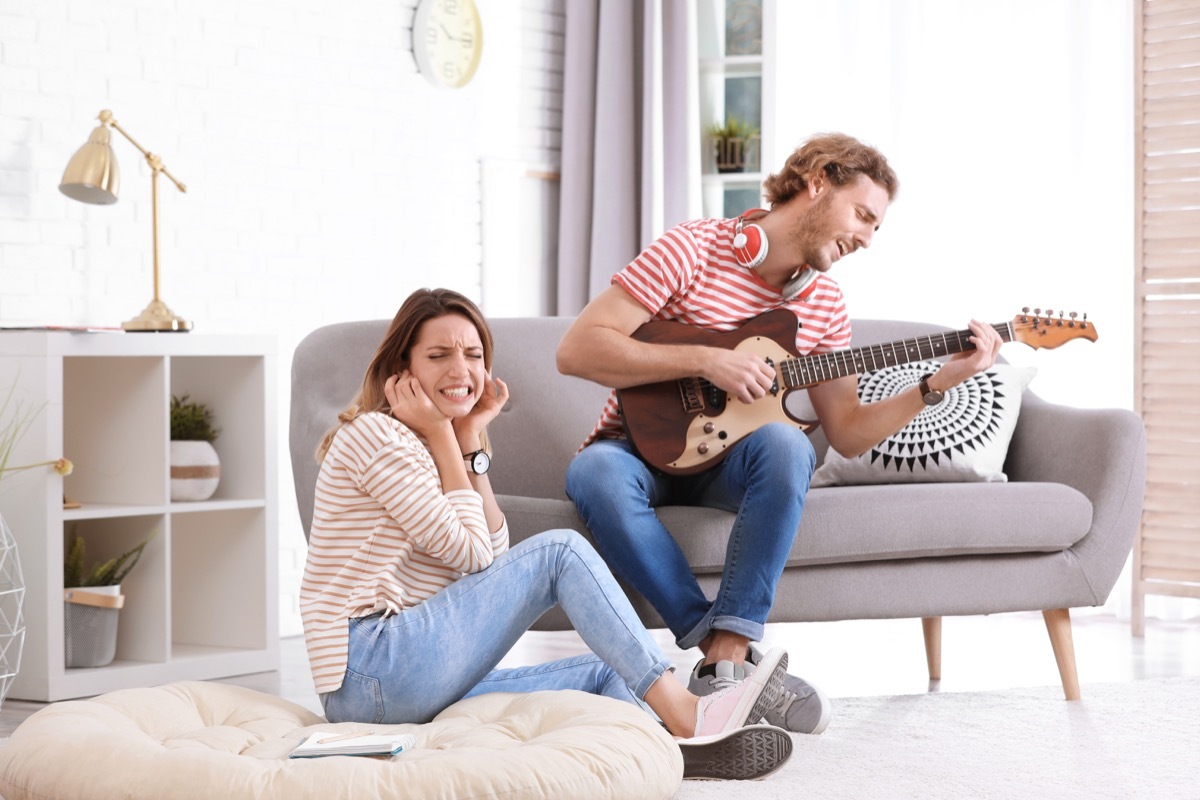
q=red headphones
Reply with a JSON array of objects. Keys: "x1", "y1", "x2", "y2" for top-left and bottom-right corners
[
  {"x1": 732, "y1": 209, "x2": 770, "y2": 269},
  {"x1": 732, "y1": 209, "x2": 818, "y2": 301}
]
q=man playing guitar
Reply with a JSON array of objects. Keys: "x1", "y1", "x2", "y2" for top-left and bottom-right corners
[{"x1": 556, "y1": 132, "x2": 1003, "y2": 735}]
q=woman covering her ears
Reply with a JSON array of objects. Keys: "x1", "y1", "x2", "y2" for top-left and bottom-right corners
[{"x1": 298, "y1": 287, "x2": 794, "y2": 781}]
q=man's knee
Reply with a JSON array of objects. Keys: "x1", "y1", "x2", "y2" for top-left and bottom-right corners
[{"x1": 751, "y1": 422, "x2": 816, "y2": 474}]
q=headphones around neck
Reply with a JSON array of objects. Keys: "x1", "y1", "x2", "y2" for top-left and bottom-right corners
[{"x1": 732, "y1": 209, "x2": 819, "y2": 301}]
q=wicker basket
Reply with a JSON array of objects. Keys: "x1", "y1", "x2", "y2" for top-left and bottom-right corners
[{"x1": 63, "y1": 587, "x2": 124, "y2": 668}]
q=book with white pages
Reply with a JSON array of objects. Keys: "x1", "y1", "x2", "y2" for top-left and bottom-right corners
[{"x1": 289, "y1": 730, "x2": 416, "y2": 758}]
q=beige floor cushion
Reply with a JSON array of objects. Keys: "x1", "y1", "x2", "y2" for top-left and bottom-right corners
[{"x1": 0, "y1": 681, "x2": 682, "y2": 799}]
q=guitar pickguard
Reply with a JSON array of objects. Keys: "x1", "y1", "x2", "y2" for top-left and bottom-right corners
[{"x1": 667, "y1": 335, "x2": 818, "y2": 472}]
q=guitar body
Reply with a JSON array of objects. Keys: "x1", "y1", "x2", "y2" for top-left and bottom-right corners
[{"x1": 618, "y1": 310, "x2": 814, "y2": 476}]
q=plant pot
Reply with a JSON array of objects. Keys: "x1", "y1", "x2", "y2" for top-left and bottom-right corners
[
  {"x1": 63, "y1": 585, "x2": 123, "y2": 668},
  {"x1": 170, "y1": 440, "x2": 220, "y2": 502},
  {"x1": 712, "y1": 135, "x2": 761, "y2": 173}
]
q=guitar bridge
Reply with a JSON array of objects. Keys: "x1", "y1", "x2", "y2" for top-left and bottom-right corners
[{"x1": 679, "y1": 377, "x2": 705, "y2": 413}]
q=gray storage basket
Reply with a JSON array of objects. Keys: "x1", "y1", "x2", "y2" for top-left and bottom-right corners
[{"x1": 63, "y1": 588, "x2": 123, "y2": 668}]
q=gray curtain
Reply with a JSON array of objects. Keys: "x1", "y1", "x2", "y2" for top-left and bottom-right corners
[{"x1": 555, "y1": 0, "x2": 701, "y2": 315}]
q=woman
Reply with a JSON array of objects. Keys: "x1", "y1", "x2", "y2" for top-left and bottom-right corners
[{"x1": 300, "y1": 288, "x2": 792, "y2": 780}]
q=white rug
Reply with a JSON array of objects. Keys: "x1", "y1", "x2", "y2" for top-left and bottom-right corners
[{"x1": 675, "y1": 677, "x2": 1200, "y2": 800}]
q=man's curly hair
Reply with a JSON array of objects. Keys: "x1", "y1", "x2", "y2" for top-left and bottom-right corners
[{"x1": 763, "y1": 133, "x2": 899, "y2": 207}]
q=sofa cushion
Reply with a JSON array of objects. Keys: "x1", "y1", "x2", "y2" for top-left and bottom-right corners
[
  {"x1": 812, "y1": 362, "x2": 1037, "y2": 487},
  {"x1": 498, "y1": 480, "x2": 1092, "y2": 574}
]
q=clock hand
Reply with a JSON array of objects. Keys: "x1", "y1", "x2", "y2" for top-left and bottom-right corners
[{"x1": 439, "y1": 23, "x2": 461, "y2": 42}]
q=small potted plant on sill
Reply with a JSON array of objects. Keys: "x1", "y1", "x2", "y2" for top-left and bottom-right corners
[
  {"x1": 707, "y1": 117, "x2": 761, "y2": 174},
  {"x1": 170, "y1": 394, "x2": 220, "y2": 502},
  {"x1": 62, "y1": 528, "x2": 156, "y2": 669}
]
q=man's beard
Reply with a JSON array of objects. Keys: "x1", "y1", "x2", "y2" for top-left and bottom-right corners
[{"x1": 789, "y1": 190, "x2": 836, "y2": 272}]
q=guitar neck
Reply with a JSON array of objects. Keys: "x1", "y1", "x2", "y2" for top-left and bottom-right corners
[{"x1": 779, "y1": 321, "x2": 1016, "y2": 389}]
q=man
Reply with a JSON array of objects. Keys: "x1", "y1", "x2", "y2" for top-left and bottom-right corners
[{"x1": 556, "y1": 132, "x2": 1002, "y2": 735}]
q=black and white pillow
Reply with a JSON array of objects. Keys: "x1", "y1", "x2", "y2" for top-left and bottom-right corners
[{"x1": 810, "y1": 360, "x2": 1036, "y2": 487}]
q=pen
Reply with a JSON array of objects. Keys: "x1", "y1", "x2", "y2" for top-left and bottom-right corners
[{"x1": 317, "y1": 730, "x2": 375, "y2": 744}]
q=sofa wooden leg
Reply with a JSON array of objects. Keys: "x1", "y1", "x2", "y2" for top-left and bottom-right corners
[
  {"x1": 921, "y1": 616, "x2": 942, "y2": 681},
  {"x1": 1043, "y1": 608, "x2": 1081, "y2": 701}
]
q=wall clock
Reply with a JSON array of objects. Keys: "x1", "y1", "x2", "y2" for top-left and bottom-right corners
[{"x1": 413, "y1": 0, "x2": 484, "y2": 89}]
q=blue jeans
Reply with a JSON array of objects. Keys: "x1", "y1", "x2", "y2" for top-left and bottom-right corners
[
  {"x1": 320, "y1": 529, "x2": 674, "y2": 724},
  {"x1": 565, "y1": 422, "x2": 815, "y2": 650}
]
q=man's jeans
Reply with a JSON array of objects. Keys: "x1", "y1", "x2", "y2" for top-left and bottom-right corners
[
  {"x1": 320, "y1": 529, "x2": 673, "y2": 724},
  {"x1": 565, "y1": 422, "x2": 815, "y2": 650}
]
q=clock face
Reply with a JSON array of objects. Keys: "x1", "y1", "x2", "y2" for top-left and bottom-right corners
[{"x1": 413, "y1": 0, "x2": 483, "y2": 89}]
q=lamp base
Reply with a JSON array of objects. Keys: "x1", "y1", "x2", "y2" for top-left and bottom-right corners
[{"x1": 123, "y1": 298, "x2": 193, "y2": 332}]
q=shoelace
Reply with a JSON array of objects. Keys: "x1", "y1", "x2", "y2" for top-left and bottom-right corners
[
  {"x1": 709, "y1": 674, "x2": 740, "y2": 694},
  {"x1": 774, "y1": 688, "x2": 798, "y2": 715}
]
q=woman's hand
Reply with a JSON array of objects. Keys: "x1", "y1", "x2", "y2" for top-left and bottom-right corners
[
  {"x1": 384, "y1": 371, "x2": 451, "y2": 438},
  {"x1": 453, "y1": 375, "x2": 509, "y2": 448}
]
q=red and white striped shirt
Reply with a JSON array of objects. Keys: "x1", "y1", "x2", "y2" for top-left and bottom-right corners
[
  {"x1": 581, "y1": 216, "x2": 853, "y2": 447},
  {"x1": 300, "y1": 411, "x2": 508, "y2": 694}
]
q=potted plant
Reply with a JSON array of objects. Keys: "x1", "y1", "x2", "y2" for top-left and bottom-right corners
[
  {"x1": 62, "y1": 528, "x2": 156, "y2": 668},
  {"x1": 170, "y1": 394, "x2": 220, "y2": 502},
  {"x1": 707, "y1": 117, "x2": 761, "y2": 173}
]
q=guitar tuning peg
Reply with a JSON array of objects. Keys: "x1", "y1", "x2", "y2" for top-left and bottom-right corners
[{"x1": 1082, "y1": 312, "x2": 1089, "y2": 328}]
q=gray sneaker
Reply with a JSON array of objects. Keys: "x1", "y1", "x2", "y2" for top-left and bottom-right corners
[
  {"x1": 748, "y1": 643, "x2": 832, "y2": 735},
  {"x1": 677, "y1": 724, "x2": 794, "y2": 781}
]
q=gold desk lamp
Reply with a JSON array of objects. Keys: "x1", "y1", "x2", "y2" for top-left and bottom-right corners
[{"x1": 59, "y1": 109, "x2": 192, "y2": 332}]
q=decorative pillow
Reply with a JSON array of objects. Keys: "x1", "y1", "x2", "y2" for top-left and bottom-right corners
[{"x1": 810, "y1": 360, "x2": 1036, "y2": 487}]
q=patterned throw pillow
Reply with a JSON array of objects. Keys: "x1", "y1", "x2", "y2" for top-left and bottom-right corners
[{"x1": 810, "y1": 360, "x2": 1037, "y2": 486}]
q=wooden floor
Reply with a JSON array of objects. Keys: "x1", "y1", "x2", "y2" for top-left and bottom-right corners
[{"x1": 2, "y1": 610, "x2": 1197, "y2": 736}]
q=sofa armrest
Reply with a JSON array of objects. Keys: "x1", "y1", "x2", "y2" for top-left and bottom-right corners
[{"x1": 1005, "y1": 395, "x2": 1147, "y2": 603}]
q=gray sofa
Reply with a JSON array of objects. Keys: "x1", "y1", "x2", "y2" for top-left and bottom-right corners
[{"x1": 290, "y1": 316, "x2": 1146, "y2": 701}]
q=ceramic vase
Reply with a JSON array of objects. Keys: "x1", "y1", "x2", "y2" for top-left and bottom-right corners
[{"x1": 170, "y1": 440, "x2": 221, "y2": 502}]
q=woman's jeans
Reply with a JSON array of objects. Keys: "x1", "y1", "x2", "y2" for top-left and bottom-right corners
[
  {"x1": 565, "y1": 422, "x2": 815, "y2": 650},
  {"x1": 321, "y1": 529, "x2": 674, "y2": 724}
]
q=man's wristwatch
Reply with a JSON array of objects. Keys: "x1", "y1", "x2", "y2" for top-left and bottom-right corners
[
  {"x1": 918, "y1": 373, "x2": 945, "y2": 406},
  {"x1": 463, "y1": 449, "x2": 491, "y2": 475}
]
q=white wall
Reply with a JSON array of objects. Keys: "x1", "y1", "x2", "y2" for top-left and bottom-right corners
[
  {"x1": 773, "y1": 0, "x2": 1134, "y2": 413},
  {"x1": 0, "y1": 0, "x2": 565, "y2": 636}
]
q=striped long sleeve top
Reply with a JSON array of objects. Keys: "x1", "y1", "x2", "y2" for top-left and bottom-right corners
[{"x1": 299, "y1": 411, "x2": 508, "y2": 694}]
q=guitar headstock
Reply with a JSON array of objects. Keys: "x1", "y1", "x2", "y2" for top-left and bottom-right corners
[{"x1": 1010, "y1": 307, "x2": 1098, "y2": 349}]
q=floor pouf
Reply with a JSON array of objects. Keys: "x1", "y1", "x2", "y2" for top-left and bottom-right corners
[{"x1": 0, "y1": 681, "x2": 682, "y2": 800}]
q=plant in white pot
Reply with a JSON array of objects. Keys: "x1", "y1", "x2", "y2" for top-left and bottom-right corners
[
  {"x1": 170, "y1": 394, "x2": 220, "y2": 502},
  {"x1": 62, "y1": 528, "x2": 155, "y2": 669}
]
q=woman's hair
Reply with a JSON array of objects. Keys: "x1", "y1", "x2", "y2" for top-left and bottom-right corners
[
  {"x1": 316, "y1": 288, "x2": 495, "y2": 462},
  {"x1": 762, "y1": 132, "x2": 899, "y2": 207}
]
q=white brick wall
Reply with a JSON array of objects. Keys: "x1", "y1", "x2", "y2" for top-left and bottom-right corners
[{"x1": 0, "y1": 0, "x2": 566, "y2": 637}]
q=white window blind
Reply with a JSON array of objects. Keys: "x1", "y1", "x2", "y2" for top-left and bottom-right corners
[{"x1": 1133, "y1": 0, "x2": 1200, "y2": 632}]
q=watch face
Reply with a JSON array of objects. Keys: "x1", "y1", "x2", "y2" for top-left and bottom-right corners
[
  {"x1": 413, "y1": 0, "x2": 483, "y2": 88},
  {"x1": 468, "y1": 450, "x2": 490, "y2": 474}
]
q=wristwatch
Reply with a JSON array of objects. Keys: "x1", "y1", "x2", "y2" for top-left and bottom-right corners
[
  {"x1": 463, "y1": 449, "x2": 491, "y2": 475},
  {"x1": 918, "y1": 373, "x2": 945, "y2": 406}
]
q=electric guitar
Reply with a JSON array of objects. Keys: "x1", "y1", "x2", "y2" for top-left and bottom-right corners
[{"x1": 616, "y1": 308, "x2": 1097, "y2": 476}]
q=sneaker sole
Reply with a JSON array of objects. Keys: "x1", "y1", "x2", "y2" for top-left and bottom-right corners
[
  {"x1": 738, "y1": 649, "x2": 788, "y2": 729},
  {"x1": 680, "y1": 724, "x2": 794, "y2": 781}
]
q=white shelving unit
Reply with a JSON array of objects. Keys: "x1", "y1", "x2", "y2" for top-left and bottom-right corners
[{"x1": 0, "y1": 332, "x2": 278, "y2": 702}]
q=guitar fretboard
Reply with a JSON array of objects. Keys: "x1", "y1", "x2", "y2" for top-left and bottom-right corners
[{"x1": 778, "y1": 322, "x2": 1016, "y2": 389}]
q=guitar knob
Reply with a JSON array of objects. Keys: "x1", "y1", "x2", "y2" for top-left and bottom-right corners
[
  {"x1": 704, "y1": 422, "x2": 715, "y2": 434},
  {"x1": 697, "y1": 443, "x2": 709, "y2": 455}
]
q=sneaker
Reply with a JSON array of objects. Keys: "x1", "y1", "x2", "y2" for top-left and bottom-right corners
[
  {"x1": 748, "y1": 643, "x2": 832, "y2": 735},
  {"x1": 691, "y1": 646, "x2": 788, "y2": 738},
  {"x1": 678, "y1": 724, "x2": 793, "y2": 781}
]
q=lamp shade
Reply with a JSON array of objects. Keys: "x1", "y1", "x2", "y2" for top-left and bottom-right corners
[{"x1": 59, "y1": 125, "x2": 120, "y2": 205}]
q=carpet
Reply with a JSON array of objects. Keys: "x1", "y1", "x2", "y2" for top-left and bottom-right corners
[{"x1": 675, "y1": 677, "x2": 1200, "y2": 800}]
